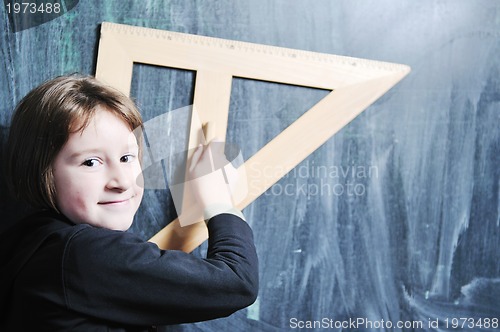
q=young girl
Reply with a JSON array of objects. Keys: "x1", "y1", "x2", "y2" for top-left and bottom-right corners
[{"x1": 0, "y1": 75, "x2": 258, "y2": 331}]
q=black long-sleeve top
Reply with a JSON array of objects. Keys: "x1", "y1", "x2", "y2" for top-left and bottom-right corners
[{"x1": 0, "y1": 211, "x2": 259, "y2": 331}]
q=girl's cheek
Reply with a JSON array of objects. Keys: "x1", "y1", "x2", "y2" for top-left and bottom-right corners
[{"x1": 133, "y1": 163, "x2": 144, "y2": 188}]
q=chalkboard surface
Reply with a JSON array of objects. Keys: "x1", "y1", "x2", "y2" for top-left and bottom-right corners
[{"x1": 1, "y1": 1, "x2": 499, "y2": 331}]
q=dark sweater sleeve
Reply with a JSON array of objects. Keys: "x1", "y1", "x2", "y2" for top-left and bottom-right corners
[{"x1": 62, "y1": 214, "x2": 258, "y2": 326}]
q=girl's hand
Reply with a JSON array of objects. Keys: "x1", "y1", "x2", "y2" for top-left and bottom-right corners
[{"x1": 188, "y1": 138, "x2": 239, "y2": 211}]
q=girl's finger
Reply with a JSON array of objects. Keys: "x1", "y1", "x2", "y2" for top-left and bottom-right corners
[{"x1": 189, "y1": 144, "x2": 204, "y2": 173}]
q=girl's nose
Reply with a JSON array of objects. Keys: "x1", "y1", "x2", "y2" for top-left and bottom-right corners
[{"x1": 105, "y1": 163, "x2": 132, "y2": 191}]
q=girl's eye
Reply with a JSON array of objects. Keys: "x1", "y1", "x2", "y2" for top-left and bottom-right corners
[
  {"x1": 120, "y1": 154, "x2": 135, "y2": 163},
  {"x1": 81, "y1": 159, "x2": 101, "y2": 167}
]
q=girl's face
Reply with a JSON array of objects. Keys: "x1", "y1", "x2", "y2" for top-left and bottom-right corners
[{"x1": 52, "y1": 108, "x2": 144, "y2": 230}]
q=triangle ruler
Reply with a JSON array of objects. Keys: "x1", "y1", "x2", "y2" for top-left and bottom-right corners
[{"x1": 95, "y1": 22, "x2": 410, "y2": 252}]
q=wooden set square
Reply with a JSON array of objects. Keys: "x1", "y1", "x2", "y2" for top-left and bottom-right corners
[{"x1": 95, "y1": 22, "x2": 410, "y2": 252}]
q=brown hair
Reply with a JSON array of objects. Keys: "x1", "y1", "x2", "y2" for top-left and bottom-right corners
[{"x1": 4, "y1": 74, "x2": 143, "y2": 211}]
